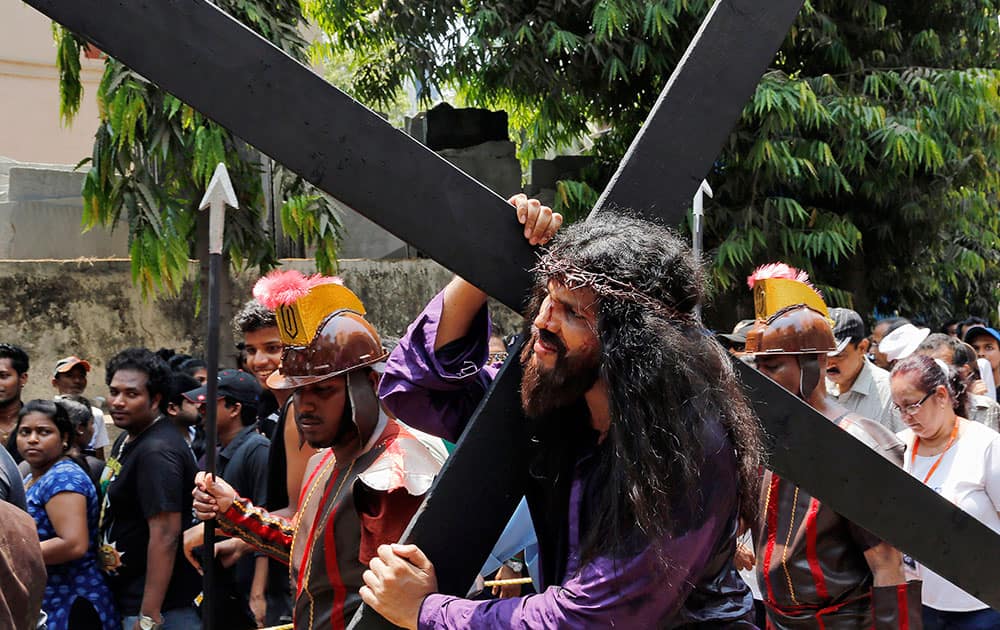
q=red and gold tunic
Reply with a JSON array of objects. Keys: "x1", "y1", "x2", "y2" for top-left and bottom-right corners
[
  {"x1": 755, "y1": 413, "x2": 922, "y2": 629},
  {"x1": 218, "y1": 420, "x2": 443, "y2": 629}
]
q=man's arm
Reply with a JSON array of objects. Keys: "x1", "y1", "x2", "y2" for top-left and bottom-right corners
[
  {"x1": 364, "y1": 513, "x2": 728, "y2": 629},
  {"x1": 434, "y1": 195, "x2": 559, "y2": 350},
  {"x1": 378, "y1": 196, "x2": 561, "y2": 442},
  {"x1": 139, "y1": 510, "x2": 182, "y2": 626},
  {"x1": 865, "y1": 542, "x2": 922, "y2": 629},
  {"x1": 283, "y1": 402, "x2": 317, "y2": 511},
  {"x1": 192, "y1": 471, "x2": 295, "y2": 565},
  {"x1": 244, "y1": 439, "x2": 272, "y2": 624},
  {"x1": 863, "y1": 541, "x2": 906, "y2": 586}
]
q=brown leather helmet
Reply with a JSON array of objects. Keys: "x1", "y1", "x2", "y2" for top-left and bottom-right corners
[
  {"x1": 266, "y1": 310, "x2": 388, "y2": 391},
  {"x1": 744, "y1": 304, "x2": 837, "y2": 355}
]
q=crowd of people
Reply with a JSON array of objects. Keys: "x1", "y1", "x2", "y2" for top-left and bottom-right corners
[{"x1": 0, "y1": 196, "x2": 997, "y2": 630}]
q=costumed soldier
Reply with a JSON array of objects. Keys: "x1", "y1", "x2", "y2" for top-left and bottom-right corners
[
  {"x1": 192, "y1": 272, "x2": 443, "y2": 628},
  {"x1": 744, "y1": 264, "x2": 922, "y2": 628}
]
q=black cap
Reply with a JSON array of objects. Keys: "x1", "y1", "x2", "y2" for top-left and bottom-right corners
[
  {"x1": 183, "y1": 369, "x2": 261, "y2": 405},
  {"x1": 829, "y1": 308, "x2": 865, "y2": 356}
]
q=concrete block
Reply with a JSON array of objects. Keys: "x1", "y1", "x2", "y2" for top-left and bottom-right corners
[
  {"x1": 529, "y1": 156, "x2": 594, "y2": 190},
  {"x1": 438, "y1": 141, "x2": 522, "y2": 199},
  {"x1": 8, "y1": 167, "x2": 86, "y2": 201},
  {"x1": 425, "y1": 104, "x2": 508, "y2": 150},
  {"x1": 335, "y1": 201, "x2": 411, "y2": 260},
  {"x1": 0, "y1": 200, "x2": 129, "y2": 259}
]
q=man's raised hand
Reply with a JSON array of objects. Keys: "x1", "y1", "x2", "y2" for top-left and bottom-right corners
[
  {"x1": 360, "y1": 543, "x2": 438, "y2": 630},
  {"x1": 510, "y1": 193, "x2": 562, "y2": 246}
]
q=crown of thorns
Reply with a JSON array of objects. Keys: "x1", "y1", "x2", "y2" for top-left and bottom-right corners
[{"x1": 533, "y1": 253, "x2": 694, "y2": 322}]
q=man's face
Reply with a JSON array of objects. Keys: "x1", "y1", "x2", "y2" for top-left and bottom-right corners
[
  {"x1": 826, "y1": 339, "x2": 868, "y2": 390},
  {"x1": 755, "y1": 354, "x2": 804, "y2": 395},
  {"x1": 108, "y1": 369, "x2": 160, "y2": 434},
  {"x1": 53, "y1": 364, "x2": 88, "y2": 395},
  {"x1": 207, "y1": 398, "x2": 240, "y2": 434},
  {"x1": 870, "y1": 322, "x2": 893, "y2": 369},
  {"x1": 168, "y1": 397, "x2": 201, "y2": 427},
  {"x1": 970, "y1": 333, "x2": 1000, "y2": 372},
  {"x1": 755, "y1": 353, "x2": 827, "y2": 401},
  {"x1": 244, "y1": 327, "x2": 284, "y2": 389},
  {"x1": 0, "y1": 358, "x2": 27, "y2": 407},
  {"x1": 293, "y1": 376, "x2": 351, "y2": 448},
  {"x1": 520, "y1": 281, "x2": 602, "y2": 418}
]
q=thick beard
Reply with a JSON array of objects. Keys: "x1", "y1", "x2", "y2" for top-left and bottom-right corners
[{"x1": 520, "y1": 332, "x2": 601, "y2": 419}]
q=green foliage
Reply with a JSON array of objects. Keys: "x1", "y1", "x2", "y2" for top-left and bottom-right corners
[
  {"x1": 307, "y1": 0, "x2": 1000, "y2": 323},
  {"x1": 54, "y1": 0, "x2": 343, "y2": 295}
]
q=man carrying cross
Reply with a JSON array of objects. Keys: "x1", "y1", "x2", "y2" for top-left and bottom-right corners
[
  {"x1": 191, "y1": 275, "x2": 444, "y2": 628},
  {"x1": 362, "y1": 197, "x2": 764, "y2": 627}
]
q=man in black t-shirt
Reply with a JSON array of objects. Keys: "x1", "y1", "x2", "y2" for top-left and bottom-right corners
[{"x1": 98, "y1": 348, "x2": 200, "y2": 630}]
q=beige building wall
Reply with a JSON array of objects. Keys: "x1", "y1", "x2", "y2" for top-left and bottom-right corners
[{"x1": 0, "y1": 2, "x2": 103, "y2": 164}]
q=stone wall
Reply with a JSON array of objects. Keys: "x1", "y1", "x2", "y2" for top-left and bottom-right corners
[{"x1": 0, "y1": 258, "x2": 521, "y2": 403}]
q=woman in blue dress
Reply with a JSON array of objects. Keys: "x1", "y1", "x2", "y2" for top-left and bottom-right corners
[{"x1": 17, "y1": 399, "x2": 118, "y2": 629}]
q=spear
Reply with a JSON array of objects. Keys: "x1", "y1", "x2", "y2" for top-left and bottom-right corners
[
  {"x1": 692, "y1": 179, "x2": 712, "y2": 318},
  {"x1": 198, "y1": 162, "x2": 238, "y2": 630}
]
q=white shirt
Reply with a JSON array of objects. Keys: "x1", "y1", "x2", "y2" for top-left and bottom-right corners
[
  {"x1": 828, "y1": 361, "x2": 903, "y2": 432},
  {"x1": 897, "y1": 420, "x2": 1000, "y2": 611},
  {"x1": 88, "y1": 406, "x2": 111, "y2": 450}
]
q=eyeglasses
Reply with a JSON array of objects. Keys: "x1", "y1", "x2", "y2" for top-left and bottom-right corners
[{"x1": 892, "y1": 391, "x2": 933, "y2": 417}]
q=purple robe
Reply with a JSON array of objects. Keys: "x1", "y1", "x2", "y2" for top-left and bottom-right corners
[{"x1": 380, "y1": 291, "x2": 755, "y2": 628}]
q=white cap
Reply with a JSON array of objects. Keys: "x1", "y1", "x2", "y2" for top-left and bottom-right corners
[{"x1": 880, "y1": 323, "x2": 930, "y2": 362}]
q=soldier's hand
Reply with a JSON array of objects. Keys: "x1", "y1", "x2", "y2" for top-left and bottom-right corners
[
  {"x1": 360, "y1": 543, "x2": 438, "y2": 630},
  {"x1": 193, "y1": 471, "x2": 236, "y2": 519},
  {"x1": 182, "y1": 523, "x2": 205, "y2": 573},
  {"x1": 734, "y1": 542, "x2": 756, "y2": 571},
  {"x1": 492, "y1": 564, "x2": 523, "y2": 598},
  {"x1": 509, "y1": 193, "x2": 563, "y2": 246}
]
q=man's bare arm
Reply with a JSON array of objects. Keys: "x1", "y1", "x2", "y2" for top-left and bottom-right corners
[{"x1": 139, "y1": 511, "x2": 182, "y2": 624}]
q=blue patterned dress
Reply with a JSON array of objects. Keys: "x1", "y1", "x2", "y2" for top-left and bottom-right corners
[{"x1": 25, "y1": 458, "x2": 119, "y2": 629}]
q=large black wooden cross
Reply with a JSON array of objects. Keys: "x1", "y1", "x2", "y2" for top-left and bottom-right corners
[{"x1": 24, "y1": 0, "x2": 1000, "y2": 624}]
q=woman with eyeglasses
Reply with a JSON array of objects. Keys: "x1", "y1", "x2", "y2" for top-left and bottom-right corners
[{"x1": 889, "y1": 354, "x2": 1000, "y2": 629}]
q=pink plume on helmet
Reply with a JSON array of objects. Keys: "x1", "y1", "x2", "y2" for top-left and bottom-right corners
[
  {"x1": 746, "y1": 262, "x2": 814, "y2": 290},
  {"x1": 253, "y1": 269, "x2": 344, "y2": 310}
]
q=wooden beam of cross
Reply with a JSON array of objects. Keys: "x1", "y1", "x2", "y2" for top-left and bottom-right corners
[{"x1": 23, "y1": 0, "x2": 1000, "y2": 622}]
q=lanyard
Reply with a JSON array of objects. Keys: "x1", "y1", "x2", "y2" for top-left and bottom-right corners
[{"x1": 909, "y1": 420, "x2": 960, "y2": 485}]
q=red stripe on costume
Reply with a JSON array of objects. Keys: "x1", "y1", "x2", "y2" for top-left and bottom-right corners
[
  {"x1": 897, "y1": 583, "x2": 910, "y2": 630},
  {"x1": 324, "y1": 495, "x2": 346, "y2": 630},
  {"x1": 763, "y1": 474, "x2": 781, "y2": 603},
  {"x1": 297, "y1": 466, "x2": 341, "y2": 598},
  {"x1": 298, "y1": 450, "x2": 336, "y2": 509},
  {"x1": 805, "y1": 497, "x2": 830, "y2": 600}
]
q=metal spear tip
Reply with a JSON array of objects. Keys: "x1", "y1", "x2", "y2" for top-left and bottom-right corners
[
  {"x1": 199, "y1": 162, "x2": 239, "y2": 255},
  {"x1": 698, "y1": 179, "x2": 713, "y2": 198},
  {"x1": 199, "y1": 162, "x2": 239, "y2": 211}
]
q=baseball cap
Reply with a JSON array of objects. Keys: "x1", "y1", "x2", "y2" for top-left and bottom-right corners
[
  {"x1": 184, "y1": 369, "x2": 261, "y2": 405},
  {"x1": 880, "y1": 323, "x2": 931, "y2": 362},
  {"x1": 717, "y1": 319, "x2": 755, "y2": 349},
  {"x1": 964, "y1": 325, "x2": 1000, "y2": 345},
  {"x1": 53, "y1": 356, "x2": 91, "y2": 377},
  {"x1": 828, "y1": 308, "x2": 865, "y2": 356}
]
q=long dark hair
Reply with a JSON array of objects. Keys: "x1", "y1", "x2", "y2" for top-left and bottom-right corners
[{"x1": 530, "y1": 212, "x2": 763, "y2": 564}]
